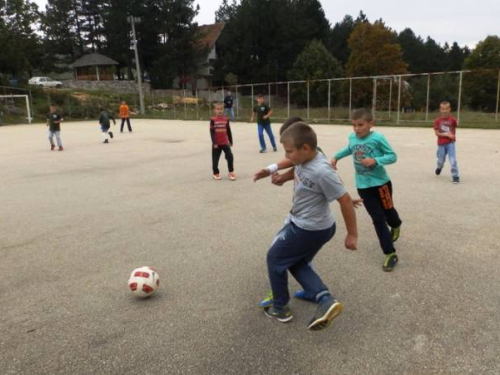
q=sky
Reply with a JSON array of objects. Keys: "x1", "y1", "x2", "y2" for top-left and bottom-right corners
[{"x1": 33, "y1": 0, "x2": 499, "y2": 48}]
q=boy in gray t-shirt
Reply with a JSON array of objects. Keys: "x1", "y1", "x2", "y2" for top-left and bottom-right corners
[{"x1": 260, "y1": 122, "x2": 358, "y2": 330}]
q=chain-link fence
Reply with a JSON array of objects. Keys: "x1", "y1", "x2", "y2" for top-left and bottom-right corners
[{"x1": 2, "y1": 69, "x2": 499, "y2": 127}]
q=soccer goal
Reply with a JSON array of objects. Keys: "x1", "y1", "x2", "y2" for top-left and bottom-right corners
[{"x1": 0, "y1": 95, "x2": 32, "y2": 124}]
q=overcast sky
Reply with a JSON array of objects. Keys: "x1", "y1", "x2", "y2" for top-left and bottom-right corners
[{"x1": 33, "y1": 0, "x2": 499, "y2": 47}]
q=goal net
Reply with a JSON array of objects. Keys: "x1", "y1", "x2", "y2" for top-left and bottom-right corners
[{"x1": 0, "y1": 95, "x2": 32, "y2": 125}]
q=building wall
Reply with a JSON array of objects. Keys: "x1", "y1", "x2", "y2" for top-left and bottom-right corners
[{"x1": 62, "y1": 80, "x2": 151, "y2": 93}]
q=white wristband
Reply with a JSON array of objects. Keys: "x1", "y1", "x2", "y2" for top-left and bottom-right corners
[{"x1": 266, "y1": 163, "x2": 278, "y2": 174}]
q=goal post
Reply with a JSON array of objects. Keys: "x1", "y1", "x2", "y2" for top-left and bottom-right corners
[{"x1": 0, "y1": 95, "x2": 32, "y2": 124}]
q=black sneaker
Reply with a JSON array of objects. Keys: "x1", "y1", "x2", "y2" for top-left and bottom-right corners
[
  {"x1": 109, "y1": 131, "x2": 114, "y2": 139},
  {"x1": 383, "y1": 252, "x2": 398, "y2": 272},
  {"x1": 307, "y1": 296, "x2": 343, "y2": 331},
  {"x1": 103, "y1": 139, "x2": 109, "y2": 144},
  {"x1": 264, "y1": 305, "x2": 293, "y2": 323},
  {"x1": 452, "y1": 176, "x2": 460, "y2": 184},
  {"x1": 273, "y1": 147, "x2": 277, "y2": 152},
  {"x1": 435, "y1": 168, "x2": 442, "y2": 176},
  {"x1": 259, "y1": 149, "x2": 266, "y2": 153}
]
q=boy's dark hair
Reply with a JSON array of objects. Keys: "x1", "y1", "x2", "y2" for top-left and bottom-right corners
[
  {"x1": 352, "y1": 108, "x2": 374, "y2": 122},
  {"x1": 280, "y1": 122, "x2": 317, "y2": 149},
  {"x1": 213, "y1": 101, "x2": 224, "y2": 107},
  {"x1": 440, "y1": 101, "x2": 451, "y2": 107},
  {"x1": 257, "y1": 94, "x2": 264, "y2": 98},
  {"x1": 100, "y1": 106, "x2": 105, "y2": 111},
  {"x1": 280, "y1": 116, "x2": 303, "y2": 135}
]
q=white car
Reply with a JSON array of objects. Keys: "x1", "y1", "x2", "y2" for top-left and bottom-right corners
[{"x1": 28, "y1": 77, "x2": 63, "y2": 88}]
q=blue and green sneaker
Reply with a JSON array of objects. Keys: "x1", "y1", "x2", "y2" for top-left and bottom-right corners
[{"x1": 258, "y1": 291, "x2": 273, "y2": 308}]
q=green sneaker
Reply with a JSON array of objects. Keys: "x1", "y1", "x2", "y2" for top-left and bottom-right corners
[
  {"x1": 391, "y1": 226, "x2": 401, "y2": 242},
  {"x1": 264, "y1": 305, "x2": 293, "y2": 323},
  {"x1": 258, "y1": 291, "x2": 273, "y2": 308},
  {"x1": 307, "y1": 296, "x2": 343, "y2": 331},
  {"x1": 383, "y1": 252, "x2": 398, "y2": 272}
]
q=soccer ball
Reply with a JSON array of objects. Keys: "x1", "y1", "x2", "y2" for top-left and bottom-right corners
[{"x1": 128, "y1": 266, "x2": 160, "y2": 298}]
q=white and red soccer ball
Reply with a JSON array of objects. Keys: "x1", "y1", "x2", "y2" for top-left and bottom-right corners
[{"x1": 128, "y1": 266, "x2": 160, "y2": 298}]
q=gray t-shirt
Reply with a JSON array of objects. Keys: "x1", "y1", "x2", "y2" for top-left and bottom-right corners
[{"x1": 288, "y1": 152, "x2": 347, "y2": 231}]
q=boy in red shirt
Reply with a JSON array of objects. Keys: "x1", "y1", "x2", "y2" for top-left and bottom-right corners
[
  {"x1": 434, "y1": 101, "x2": 460, "y2": 183},
  {"x1": 210, "y1": 102, "x2": 235, "y2": 181}
]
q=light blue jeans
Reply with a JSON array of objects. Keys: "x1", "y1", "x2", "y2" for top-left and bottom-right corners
[
  {"x1": 224, "y1": 108, "x2": 235, "y2": 121},
  {"x1": 258, "y1": 123, "x2": 276, "y2": 150},
  {"x1": 47, "y1": 130, "x2": 62, "y2": 147},
  {"x1": 437, "y1": 142, "x2": 459, "y2": 178}
]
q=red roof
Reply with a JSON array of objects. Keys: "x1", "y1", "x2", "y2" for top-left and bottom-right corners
[{"x1": 196, "y1": 23, "x2": 224, "y2": 50}]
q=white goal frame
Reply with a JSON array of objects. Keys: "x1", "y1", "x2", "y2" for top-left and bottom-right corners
[{"x1": 0, "y1": 95, "x2": 32, "y2": 124}]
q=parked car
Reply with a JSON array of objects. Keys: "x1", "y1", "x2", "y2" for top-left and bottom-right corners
[{"x1": 28, "y1": 77, "x2": 63, "y2": 88}]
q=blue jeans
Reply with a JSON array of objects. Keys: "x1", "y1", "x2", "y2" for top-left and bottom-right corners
[
  {"x1": 224, "y1": 108, "x2": 235, "y2": 121},
  {"x1": 267, "y1": 222, "x2": 336, "y2": 308},
  {"x1": 258, "y1": 123, "x2": 276, "y2": 150},
  {"x1": 437, "y1": 143, "x2": 459, "y2": 178}
]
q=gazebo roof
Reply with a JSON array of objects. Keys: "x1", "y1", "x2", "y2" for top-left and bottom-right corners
[{"x1": 72, "y1": 53, "x2": 119, "y2": 68}]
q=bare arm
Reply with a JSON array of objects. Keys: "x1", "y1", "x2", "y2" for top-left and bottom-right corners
[
  {"x1": 254, "y1": 159, "x2": 294, "y2": 181},
  {"x1": 271, "y1": 168, "x2": 295, "y2": 186},
  {"x1": 263, "y1": 108, "x2": 273, "y2": 119},
  {"x1": 337, "y1": 193, "x2": 358, "y2": 250}
]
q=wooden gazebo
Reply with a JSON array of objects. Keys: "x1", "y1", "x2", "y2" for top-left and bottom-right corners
[{"x1": 72, "y1": 53, "x2": 119, "y2": 81}]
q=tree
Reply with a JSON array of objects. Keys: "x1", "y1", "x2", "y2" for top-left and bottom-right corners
[
  {"x1": 0, "y1": 0, "x2": 41, "y2": 79},
  {"x1": 328, "y1": 15, "x2": 356, "y2": 67},
  {"x1": 398, "y1": 28, "x2": 426, "y2": 73},
  {"x1": 288, "y1": 40, "x2": 343, "y2": 106},
  {"x1": 346, "y1": 20, "x2": 408, "y2": 107},
  {"x1": 463, "y1": 35, "x2": 500, "y2": 110},
  {"x1": 214, "y1": 0, "x2": 331, "y2": 84}
]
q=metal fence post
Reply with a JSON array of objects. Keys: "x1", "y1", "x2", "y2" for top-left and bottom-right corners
[
  {"x1": 251, "y1": 84, "x2": 254, "y2": 112},
  {"x1": 183, "y1": 89, "x2": 187, "y2": 120},
  {"x1": 196, "y1": 89, "x2": 199, "y2": 120},
  {"x1": 268, "y1": 83, "x2": 271, "y2": 108},
  {"x1": 349, "y1": 78, "x2": 352, "y2": 117},
  {"x1": 287, "y1": 82, "x2": 290, "y2": 118},
  {"x1": 397, "y1": 75, "x2": 402, "y2": 125},
  {"x1": 372, "y1": 78, "x2": 377, "y2": 120},
  {"x1": 495, "y1": 70, "x2": 500, "y2": 122},
  {"x1": 236, "y1": 85, "x2": 239, "y2": 120},
  {"x1": 389, "y1": 78, "x2": 393, "y2": 120},
  {"x1": 457, "y1": 71, "x2": 463, "y2": 125},
  {"x1": 425, "y1": 74, "x2": 431, "y2": 122},
  {"x1": 327, "y1": 80, "x2": 331, "y2": 122},
  {"x1": 307, "y1": 81, "x2": 310, "y2": 120}
]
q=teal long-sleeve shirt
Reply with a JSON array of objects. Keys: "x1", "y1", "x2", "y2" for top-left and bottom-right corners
[{"x1": 334, "y1": 131, "x2": 397, "y2": 189}]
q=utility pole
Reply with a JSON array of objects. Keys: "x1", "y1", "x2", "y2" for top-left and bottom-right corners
[{"x1": 128, "y1": 16, "x2": 145, "y2": 115}]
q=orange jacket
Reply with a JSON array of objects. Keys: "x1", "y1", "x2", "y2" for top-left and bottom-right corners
[{"x1": 120, "y1": 104, "x2": 130, "y2": 118}]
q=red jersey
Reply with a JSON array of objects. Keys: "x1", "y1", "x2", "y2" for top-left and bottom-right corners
[
  {"x1": 433, "y1": 116, "x2": 457, "y2": 145},
  {"x1": 210, "y1": 115, "x2": 233, "y2": 146}
]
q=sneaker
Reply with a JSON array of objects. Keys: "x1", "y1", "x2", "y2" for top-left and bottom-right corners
[
  {"x1": 228, "y1": 172, "x2": 236, "y2": 181},
  {"x1": 259, "y1": 149, "x2": 266, "y2": 153},
  {"x1": 264, "y1": 305, "x2": 293, "y2": 323},
  {"x1": 103, "y1": 139, "x2": 109, "y2": 144},
  {"x1": 273, "y1": 147, "x2": 277, "y2": 152},
  {"x1": 109, "y1": 131, "x2": 114, "y2": 139},
  {"x1": 293, "y1": 290, "x2": 315, "y2": 302},
  {"x1": 58, "y1": 146, "x2": 64, "y2": 151},
  {"x1": 50, "y1": 145, "x2": 55, "y2": 151},
  {"x1": 452, "y1": 176, "x2": 460, "y2": 184},
  {"x1": 435, "y1": 168, "x2": 442, "y2": 176},
  {"x1": 307, "y1": 296, "x2": 343, "y2": 331},
  {"x1": 391, "y1": 226, "x2": 401, "y2": 243},
  {"x1": 213, "y1": 174, "x2": 221, "y2": 180},
  {"x1": 383, "y1": 252, "x2": 398, "y2": 272},
  {"x1": 258, "y1": 291, "x2": 273, "y2": 308}
]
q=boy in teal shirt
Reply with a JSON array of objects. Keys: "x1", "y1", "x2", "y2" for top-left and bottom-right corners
[{"x1": 332, "y1": 108, "x2": 402, "y2": 271}]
